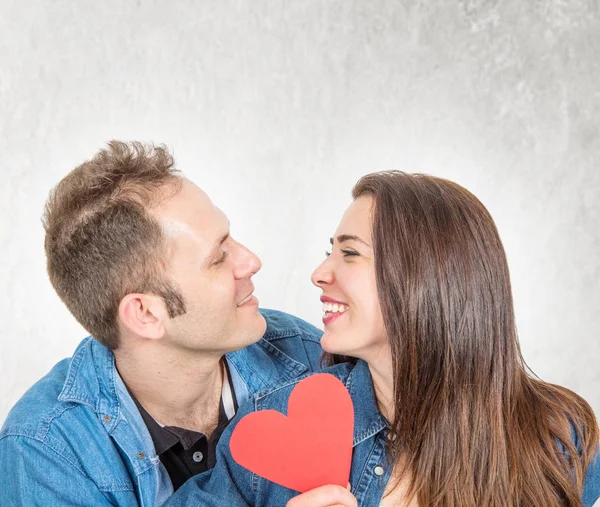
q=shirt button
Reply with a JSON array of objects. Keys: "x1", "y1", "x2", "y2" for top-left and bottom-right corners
[
  {"x1": 137, "y1": 451, "x2": 145, "y2": 460},
  {"x1": 103, "y1": 415, "x2": 111, "y2": 423},
  {"x1": 192, "y1": 451, "x2": 204, "y2": 463},
  {"x1": 374, "y1": 465, "x2": 385, "y2": 476}
]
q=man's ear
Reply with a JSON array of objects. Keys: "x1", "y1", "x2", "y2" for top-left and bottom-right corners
[{"x1": 118, "y1": 293, "x2": 167, "y2": 340}]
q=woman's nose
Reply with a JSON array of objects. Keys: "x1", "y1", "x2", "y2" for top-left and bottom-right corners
[{"x1": 311, "y1": 258, "x2": 334, "y2": 288}]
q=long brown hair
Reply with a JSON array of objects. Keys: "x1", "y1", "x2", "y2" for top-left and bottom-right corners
[{"x1": 328, "y1": 171, "x2": 598, "y2": 506}]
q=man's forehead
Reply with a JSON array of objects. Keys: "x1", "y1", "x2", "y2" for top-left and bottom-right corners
[
  {"x1": 160, "y1": 217, "x2": 198, "y2": 239},
  {"x1": 155, "y1": 179, "x2": 230, "y2": 247},
  {"x1": 157, "y1": 177, "x2": 213, "y2": 212},
  {"x1": 159, "y1": 209, "x2": 229, "y2": 246}
]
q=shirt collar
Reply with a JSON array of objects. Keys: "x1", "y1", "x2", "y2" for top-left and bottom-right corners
[
  {"x1": 57, "y1": 337, "x2": 121, "y2": 421},
  {"x1": 343, "y1": 360, "x2": 389, "y2": 447},
  {"x1": 128, "y1": 359, "x2": 238, "y2": 455},
  {"x1": 57, "y1": 332, "x2": 311, "y2": 426},
  {"x1": 225, "y1": 337, "x2": 310, "y2": 396},
  {"x1": 132, "y1": 396, "x2": 207, "y2": 454}
]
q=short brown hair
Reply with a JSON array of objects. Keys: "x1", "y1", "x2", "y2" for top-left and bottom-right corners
[{"x1": 43, "y1": 141, "x2": 187, "y2": 350}]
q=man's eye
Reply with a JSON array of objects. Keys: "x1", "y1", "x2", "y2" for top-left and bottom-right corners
[{"x1": 214, "y1": 251, "x2": 228, "y2": 265}]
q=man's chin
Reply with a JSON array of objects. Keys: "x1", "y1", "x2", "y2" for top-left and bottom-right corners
[
  {"x1": 251, "y1": 311, "x2": 267, "y2": 340},
  {"x1": 233, "y1": 311, "x2": 267, "y2": 350}
]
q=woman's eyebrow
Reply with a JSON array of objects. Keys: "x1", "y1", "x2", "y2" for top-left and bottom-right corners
[{"x1": 330, "y1": 234, "x2": 372, "y2": 248}]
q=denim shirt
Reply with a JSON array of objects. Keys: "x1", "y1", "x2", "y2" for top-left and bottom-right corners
[
  {"x1": 167, "y1": 359, "x2": 600, "y2": 507},
  {"x1": 0, "y1": 309, "x2": 323, "y2": 507}
]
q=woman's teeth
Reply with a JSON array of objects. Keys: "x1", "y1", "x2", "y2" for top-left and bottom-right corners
[{"x1": 322, "y1": 302, "x2": 349, "y2": 314}]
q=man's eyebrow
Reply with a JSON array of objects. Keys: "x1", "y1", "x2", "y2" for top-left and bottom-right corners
[
  {"x1": 330, "y1": 234, "x2": 372, "y2": 248},
  {"x1": 211, "y1": 233, "x2": 230, "y2": 254}
]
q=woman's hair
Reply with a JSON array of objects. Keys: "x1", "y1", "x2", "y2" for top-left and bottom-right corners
[{"x1": 327, "y1": 171, "x2": 598, "y2": 506}]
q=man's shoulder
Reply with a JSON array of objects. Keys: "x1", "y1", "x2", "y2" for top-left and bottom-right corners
[
  {"x1": 0, "y1": 350, "x2": 108, "y2": 481},
  {"x1": 0, "y1": 338, "x2": 151, "y2": 504},
  {"x1": 0, "y1": 337, "x2": 146, "y2": 499},
  {"x1": 226, "y1": 310, "x2": 324, "y2": 394},
  {"x1": 259, "y1": 308, "x2": 322, "y2": 344},
  {"x1": 258, "y1": 309, "x2": 323, "y2": 373},
  {"x1": 0, "y1": 338, "x2": 100, "y2": 443},
  {"x1": 255, "y1": 362, "x2": 354, "y2": 406},
  {"x1": 1, "y1": 357, "x2": 73, "y2": 435}
]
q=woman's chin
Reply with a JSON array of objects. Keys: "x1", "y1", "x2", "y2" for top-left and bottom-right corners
[
  {"x1": 321, "y1": 331, "x2": 351, "y2": 356},
  {"x1": 320, "y1": 332, "x2": 337, "y2": 353}
]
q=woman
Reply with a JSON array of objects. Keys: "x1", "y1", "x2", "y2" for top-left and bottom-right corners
[{"x1": 168, "y1": 171, "x2": 599, "y2": 506}]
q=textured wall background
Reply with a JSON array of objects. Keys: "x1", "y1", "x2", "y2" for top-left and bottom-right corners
[{"x1": 1, "y1": 0, "x2": 599, "y2": 423}]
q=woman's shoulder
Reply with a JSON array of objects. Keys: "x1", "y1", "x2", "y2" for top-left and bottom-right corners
[
  {"x1": 582, "y1": 447, "x2": 600, "y2": 507},
  {"x1": 570, "y1": 422, "x2": 600, "y2": 506}
]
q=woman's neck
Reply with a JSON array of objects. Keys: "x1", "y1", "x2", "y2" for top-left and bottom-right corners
[{"x1": 366, "y1": 348, "x2": 395, "y2": 423}]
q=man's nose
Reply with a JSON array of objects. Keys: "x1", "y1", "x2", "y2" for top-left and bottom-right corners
[{"x1": 233, "y1": 241, "x2": 262, "y2": 279}]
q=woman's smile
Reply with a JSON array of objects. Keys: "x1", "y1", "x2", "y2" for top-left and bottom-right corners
[{"x1": 320, "y1": 295, "x2": 349, "y2": 324}]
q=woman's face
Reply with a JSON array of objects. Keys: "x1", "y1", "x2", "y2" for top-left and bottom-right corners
[{"x1": 311, "y1": 196, "x2": 387, "y2": 361}]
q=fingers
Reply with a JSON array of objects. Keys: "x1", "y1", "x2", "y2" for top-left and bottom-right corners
[{"x1": 285, "y1": 484, "x2": 358, "y2": 507}]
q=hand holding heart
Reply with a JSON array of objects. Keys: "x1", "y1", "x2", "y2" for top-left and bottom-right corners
[
  {"x1": 230, "y1": 373, "x2": 355, "y2": 493},
  {"x1": 285, "y1": 484, "x2": 358, "y2": 507}
]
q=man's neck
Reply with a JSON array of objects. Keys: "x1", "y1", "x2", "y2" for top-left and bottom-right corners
[{"x1": 114, "y1": 343, "x2": 225, "y2": 434}]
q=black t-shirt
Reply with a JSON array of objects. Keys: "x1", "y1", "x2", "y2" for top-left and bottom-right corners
[{"x1": 131, "y1": 360, "x2": 238, "y2": 491}]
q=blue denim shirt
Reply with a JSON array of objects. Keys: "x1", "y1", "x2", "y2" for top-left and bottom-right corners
[
  {"x1": 0, "y1": 309, "x2": 323, "y2": 507},
  {"x1": 167, "y1": 359, "x2": 600, "y2": 507}
]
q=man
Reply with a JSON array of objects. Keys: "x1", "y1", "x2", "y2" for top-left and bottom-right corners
[{"x1": 0, "y1": 141, "x2": 323, "y2": 506}]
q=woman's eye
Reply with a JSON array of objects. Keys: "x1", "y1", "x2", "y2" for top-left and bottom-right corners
[
  {"x1": 214, "y1": 251, "x2": 228, "y2": 265},
  {"x1": 325, "y1": 249, "x2": 358, "y2": 258}
]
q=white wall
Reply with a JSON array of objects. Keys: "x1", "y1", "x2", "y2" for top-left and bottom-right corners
[{"x1": 1, "y1": 0, "x2": 599, "y2": 423}]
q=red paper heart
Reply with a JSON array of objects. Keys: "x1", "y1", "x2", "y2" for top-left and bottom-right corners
[{"x1": 230, "y1": 373, "x2": 354, "y2": 493}]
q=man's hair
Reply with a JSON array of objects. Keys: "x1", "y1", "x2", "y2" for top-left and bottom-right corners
[{"x1": 43, "y1": 141, "x2": 187, "y2": 350}]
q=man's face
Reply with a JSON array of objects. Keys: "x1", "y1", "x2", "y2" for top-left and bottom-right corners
[{"x1": 155, "y1": 178, "x2": 266, "y2": 355}]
